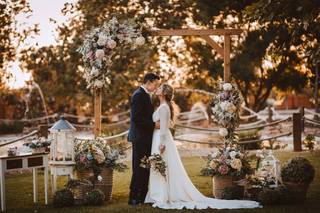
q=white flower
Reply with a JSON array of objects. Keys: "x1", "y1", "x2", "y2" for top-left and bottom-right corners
[
  {"x1": 107, "y1": 39, "x2": 117, "y2": 49},
  {"x1": 117, "y1": 34, "x2": 124, "y2": 40},
  {"x1": 97, "y1": 175, "x2": 103, "y2": 182},
  {"x1": 95, "y1": 49, "x2": 105, "y2": 59},
  {"x1": 220, "y1": 101, "x2": 229, "y2": 111},
  {"x1": 223, "y1": 83, "x2": 233, "y2": 91},
  {"x1": 94, "y1": 80, "x2": 104, "y2": 88},
  {"x1": 230, "y1": 158, "x2": 242, "y2": 171},
  {"x1": 135, "y1": 36, "x2": 145, "y2": 46},
  {"x1": 97, "y1": 34, "x2": 108, "y2": 46},
  {"x1": 219, "y1": 128, "x2": 228, "y2": 137},
  {"x1": 229, "y1": 151, "x2": 237, "y2": 159},
  {"x1": 90, "y1": 67, "x2": 100, "y2": 76},
  {"x1": 211, "y1": 151, "x2": 219, "y2": 158}
]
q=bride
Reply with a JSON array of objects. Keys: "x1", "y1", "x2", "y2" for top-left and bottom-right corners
[{"x1": 144, "y1": 83, "x2": 261, "y2": 209}]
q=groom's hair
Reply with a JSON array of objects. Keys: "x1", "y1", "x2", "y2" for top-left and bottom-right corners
[{"x1": 143, "y1": 73, "x2": 160, "y2": 84}]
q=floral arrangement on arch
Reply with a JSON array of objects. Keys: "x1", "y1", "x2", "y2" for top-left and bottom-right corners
[
  {"x1": 201, "y1": 145, "x2": 253, "y2": 178},
  {"x1": 77, "y1": 17, "x2": 146, "y2": 89},
  {"x1": 74, "y1": 138, "x2": 128, "y2": 179},
  {"x1": 211, "y1": 82, "x2": 243, "y2": 145}
]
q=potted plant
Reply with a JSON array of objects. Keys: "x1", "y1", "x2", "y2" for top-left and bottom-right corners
[
  {"x1": 201, "y1": 145, "x2": 253, "y2": 198},
  {"x1": 205, "y1": 82, "x2": 253, "y2": 198},
  {"x1": 74, "y1": 138, "x2": 128, "y2": 201},
  {"x1": 24, "y1": 137, "x2": 51, "y2": 153},
  {"x1": 281, "y1": 157, "x2": 315, "y2": 202}
]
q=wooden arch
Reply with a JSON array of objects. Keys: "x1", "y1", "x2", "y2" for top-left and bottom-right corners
[{"x1": 94, "y1": 28, "x2": 243, "y2": 137}]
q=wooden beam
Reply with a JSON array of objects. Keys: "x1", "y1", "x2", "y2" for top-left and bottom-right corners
[
  {"x1": 200, "y1": 35, "x2": 224, "y2": 58},
  {"x1": 94, "y1": 88, "x2": 102, "y2": 137},
  {"x1": 224, "y1": 34, "x2": 231, "y2": 82},
  {"x1": 150, "y1": 29, "x2": 243, "y2": 36}
]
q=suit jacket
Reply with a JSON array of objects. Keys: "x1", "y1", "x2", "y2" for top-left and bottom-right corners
[{"x1": 128, "y1": 87, "x2": 155, "y2": 144}]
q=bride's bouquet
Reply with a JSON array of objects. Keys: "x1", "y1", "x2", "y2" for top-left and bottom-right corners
[{"x1": 140, "y1": 154, "x2": 167, "y2": 177}]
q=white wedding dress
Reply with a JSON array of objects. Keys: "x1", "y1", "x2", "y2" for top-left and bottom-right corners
[{"x1": 145, "y1": 103, "x2": 261, "y2": 209}]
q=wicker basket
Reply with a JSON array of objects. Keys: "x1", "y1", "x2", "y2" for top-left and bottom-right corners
[
  {"x1": 95, "y1": 168, "x2": 114, "y2": 201},
  {"x1": 212, "y1": 176, "x2": 236, "y2": 198},
  {"x1": 77, "y1": 170, "x2": 94, "y2": 181}
]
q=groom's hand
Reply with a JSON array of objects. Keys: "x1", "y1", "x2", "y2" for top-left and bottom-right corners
[{"x1": 155, "y1": 122, "x2": 160, "y2": 129}]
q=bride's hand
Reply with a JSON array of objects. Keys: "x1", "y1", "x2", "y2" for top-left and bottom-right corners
[{"x1": 159, "y1": 144, "x2": 166, "y2": 154}]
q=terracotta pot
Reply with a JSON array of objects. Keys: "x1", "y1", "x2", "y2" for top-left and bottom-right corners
[
  {"x1": 95, "y1": 168, "x2": 114, "y2": 201},
  {"x1": 212, "y1": 176, "x2": 236, "y2": 198},
  {"x1": 283, "y1": 181, "x2": 309, "y2": 202}
]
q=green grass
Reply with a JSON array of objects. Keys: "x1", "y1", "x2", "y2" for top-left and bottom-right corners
[{"x1": 4, "y1": 151, "x2": 320, "y2": 213}]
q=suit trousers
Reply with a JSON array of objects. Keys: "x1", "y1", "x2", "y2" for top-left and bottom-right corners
[{"x1": 129, "y1": 141, "x2": 152, "y2": 201}]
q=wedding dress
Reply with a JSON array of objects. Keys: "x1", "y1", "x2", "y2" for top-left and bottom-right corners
[{"x1": 144, "y1": 103, "x2": 261, "y2": 209}]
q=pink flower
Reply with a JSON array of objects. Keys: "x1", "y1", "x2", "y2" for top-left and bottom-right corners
[
  {"x1": 218, "y1": 165, "x2": 229, "y2": 175},
  {"x1": 80, "y1": 155, "x2": 87, "y2": 163},
  {"x1": 219, "y1": 155, "x2": 227, "y2": 163},
  {"x1": 86, "y1": 51, "x2": 93, "y2": 59}
]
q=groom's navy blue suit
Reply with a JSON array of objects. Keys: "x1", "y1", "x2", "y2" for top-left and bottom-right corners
[{"x1": 128, "y1": 86, "x2": 155, "y2": 203}]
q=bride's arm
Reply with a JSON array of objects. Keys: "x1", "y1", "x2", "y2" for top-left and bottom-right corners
[{"x1": 159, "y1": 106, "x2": 169, "y2": 153}]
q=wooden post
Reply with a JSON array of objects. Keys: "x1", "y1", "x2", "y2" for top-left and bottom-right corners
[
  {"x1": 94, "y1": 88, "x2": 102, "y2": 137},
  {"x1": 315, "y1": 64, "x2": 319, "y2": 120},
  {"x1": 292, "y1": 112, "x2": 302, "y2": 152},
  {"x1": 224, "y1": 35, "x2": 231, "y2": 82},
  {"x1": 299, "y1": 107, "x2": 305, "y2": 132}
]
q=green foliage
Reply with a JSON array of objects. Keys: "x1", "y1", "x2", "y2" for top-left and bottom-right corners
[
  {"x1": 53, "y1": 189, "x2": 74, "y2": 208},
  {"x1": 0, "y1": 121, "x2": 24, "y2": 134},
  {"x1": 85, "y1": 189, "x2": 105, "y2": 206},
  {"x1": 281, "y1": 157, "x2": 315, "y2": 184}
]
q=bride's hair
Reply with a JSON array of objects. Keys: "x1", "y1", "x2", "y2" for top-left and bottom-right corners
[{"x1": 161, "y1": 83, "x2": 175, "y2": 121}]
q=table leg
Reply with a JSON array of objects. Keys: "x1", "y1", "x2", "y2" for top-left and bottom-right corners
[
  {"x1": 0, "y1": 161, "x2": 6, "y2": 212},
  {"x1": 33, "y1": 168, "x2": 38, "y2": 203},
  {"x1": 44, "y1": 166, "x2": 48, "y2": 205},
  {"x1": 52, "y1": 172, "x2": 57, "y2": 193}
]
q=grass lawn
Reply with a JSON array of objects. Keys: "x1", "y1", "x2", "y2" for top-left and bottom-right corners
[{"x1": 4, "y1": 151, "x2": 320, "y2": 213}]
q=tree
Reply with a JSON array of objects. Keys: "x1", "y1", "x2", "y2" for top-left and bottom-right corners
[
  {"x1": 0, "y1": 0, "x2": 38, "y2": 85},
  {"x1": 20, "y1": 0, "x2": 316, "y2": 114}
]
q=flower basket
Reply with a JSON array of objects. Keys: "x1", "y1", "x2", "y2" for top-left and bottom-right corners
[
  {"x1": 95, "y1": 168, "x2": 113, "y2": 201},
  {"x1": 283, "y1": 181, "x2": 309, "y2": 202},
  {"x1": 32, "y1": 147, "x2": 46, "y2": 154},
  {"x1": 77, "y1": 170, "x2": 95, "y2": 181},
  {"x1": 213, "y1": 176, "x2": 236, "y2": 198}
]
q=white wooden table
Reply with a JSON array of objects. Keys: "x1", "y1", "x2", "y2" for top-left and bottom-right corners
[{"x1": 0, "y1": 152, "x2": 49, "y2": 212}]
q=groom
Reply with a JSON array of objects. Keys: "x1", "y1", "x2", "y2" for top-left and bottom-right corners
[{"x1": 128, "y1": 73, "x2": 160, "y2": 205}]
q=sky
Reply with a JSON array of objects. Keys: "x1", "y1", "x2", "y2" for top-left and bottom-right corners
[{"x1": 7, "y1": 0, "x2": 76, "y2": 89}]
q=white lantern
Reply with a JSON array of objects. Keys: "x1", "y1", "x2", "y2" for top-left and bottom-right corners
[
  {"x1": 49, "y1": 117, "x2": 76, "y2": 192},
  {"x1": 49, "y1": 118, "x2": 76, "y2": 163}
]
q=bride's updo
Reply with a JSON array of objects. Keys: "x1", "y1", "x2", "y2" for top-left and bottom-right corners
[{"x1": 161, "y1": 83, "x2": 174, "y2": 121}]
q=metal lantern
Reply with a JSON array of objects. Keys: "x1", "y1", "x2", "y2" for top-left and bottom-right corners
[{"x1": 49, "y1": 117, "x2": 76, "y2": 163}]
